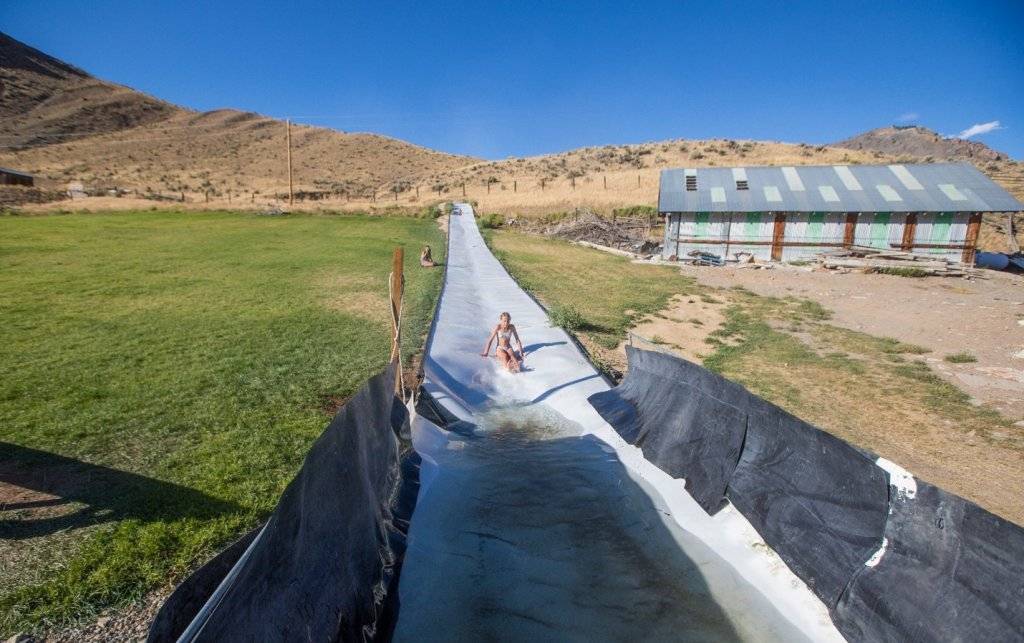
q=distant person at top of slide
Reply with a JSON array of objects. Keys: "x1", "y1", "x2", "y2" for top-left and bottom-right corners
[{"x1": 480, "y1": 312, "x2": 525, "y2": 372}]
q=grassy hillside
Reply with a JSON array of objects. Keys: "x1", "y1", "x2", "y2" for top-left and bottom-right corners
[{"x1": 0, "y1": 210, "x2": 444, "y2": 636}]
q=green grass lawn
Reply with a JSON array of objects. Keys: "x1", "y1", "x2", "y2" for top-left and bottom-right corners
[
  {"x1": 489, "y1": 230, "x2": 1023, "y2": 526},
  {"x1": 0, "y1": 210, "x2": 444, "y2": 635}
]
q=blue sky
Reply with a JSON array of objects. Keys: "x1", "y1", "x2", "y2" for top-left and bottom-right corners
[{"x1": 5, "y1": 0, "x2": 1023, "y2": 159}]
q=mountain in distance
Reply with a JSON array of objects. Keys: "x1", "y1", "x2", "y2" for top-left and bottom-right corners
[{"x1": 833, "y1": 125, "x2": 1009, "y2": 163}]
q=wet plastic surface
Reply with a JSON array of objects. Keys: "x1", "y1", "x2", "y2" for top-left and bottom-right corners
[{"x1": 395, "y1": 406, "x2": 814, "y2": 642}]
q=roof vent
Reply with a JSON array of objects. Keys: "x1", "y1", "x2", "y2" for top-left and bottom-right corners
[
  {"x1": 685, "y1": 169, "x2": 697, "y2": 191},
  {"x1": 732, "y1": 167, "x2": 748, "y2": 190}
]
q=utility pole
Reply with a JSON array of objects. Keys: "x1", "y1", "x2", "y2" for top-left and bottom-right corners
[{"x1": 286, "y1": 119, "x2": 294, "y2": 206}]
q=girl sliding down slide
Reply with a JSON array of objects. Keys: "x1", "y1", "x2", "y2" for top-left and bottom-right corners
[{"x1": 480, "y1": 312, "x2": 526, "y2": 372}]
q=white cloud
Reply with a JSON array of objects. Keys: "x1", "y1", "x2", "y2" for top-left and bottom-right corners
[
  {"x1": 957, "y1": 120, "x2": 1003, "y2": 139},
  {"x1": 897, "y1": 112, "x2": 919, "y2": 122}
]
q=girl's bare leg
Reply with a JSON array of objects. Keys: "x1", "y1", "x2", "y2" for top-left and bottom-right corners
[{"x1": 497, "y1": 347, "x2": 517, "y2": 372}]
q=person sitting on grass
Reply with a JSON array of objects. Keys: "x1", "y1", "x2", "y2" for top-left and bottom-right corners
[
  {"x1": 480, "y1": 312, "x2": 525, "y2": 372},
  {"x1": 420, "y1": 245, "x2": 436, "y2": 267}
]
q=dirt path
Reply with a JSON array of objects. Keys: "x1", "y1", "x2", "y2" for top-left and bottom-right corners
[{"x1": 686, "y1": 266, "x2": 1024, "y2": 421}]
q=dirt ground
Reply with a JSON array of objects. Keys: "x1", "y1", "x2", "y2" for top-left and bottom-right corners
[{"x1": 686, "y1": 265, "x2": 1024, "y2": 421}]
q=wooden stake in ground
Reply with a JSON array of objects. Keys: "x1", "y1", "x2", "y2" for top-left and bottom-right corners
[
  {"x1": 286, "y1": 119, "x2": 294, "y2": 206},
  {"x1": 389, "y1": 246, "x2": 405, "y2": 394}
]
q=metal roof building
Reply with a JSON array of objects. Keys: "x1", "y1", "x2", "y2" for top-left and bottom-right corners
[{"x1": 658, "y1": 163, "x2": 1023, "y2": 263}]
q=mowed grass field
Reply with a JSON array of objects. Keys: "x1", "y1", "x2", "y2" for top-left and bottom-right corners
[
  {"x1": 489, "y1": 231, "x2": 1024, "y2": 526},
  {"x1": 0, "y1": 210, "x2": 444, "y2": 635}
]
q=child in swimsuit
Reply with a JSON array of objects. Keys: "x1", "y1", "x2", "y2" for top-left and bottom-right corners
[{"x1": 481, "y1": 312, "x2": 525, "y2": 372}]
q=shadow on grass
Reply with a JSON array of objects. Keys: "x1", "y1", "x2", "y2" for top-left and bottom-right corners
[{"x1": 0, "y1": 442, "x2": 241, "y2": 540}]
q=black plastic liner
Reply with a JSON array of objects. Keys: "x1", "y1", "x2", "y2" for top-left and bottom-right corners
[
  {"x1": 148, "y1": 363, "x2": 418, "y2": 642},
  {"x1": 589, "y1": 352, "x2": 747, "y2": 514},
  {"x1": 728, "y1": 406, "x2": 888, "y2": 608},
  {"x1": 590, "y1": 346, "x2": 1024, "y2": 640},
  {"x1": 833, "y1": 479, "x2": 1024, "y2": 641}
]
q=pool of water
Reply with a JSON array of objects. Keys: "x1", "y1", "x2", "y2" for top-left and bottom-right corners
[{"x1": 394, "y1": 404, "x2": 814, "y2": 642}]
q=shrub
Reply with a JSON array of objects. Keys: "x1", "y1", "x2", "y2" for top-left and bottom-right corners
[
  {"x1": 548, "y1": 304, "x2": 585, "y2": 331},
  {"x1": 944, "y1": 352, "x2": 978, "y2": 364},
  {"x1": 479, "y1": 213, "x2": 505, "y2": 229},
  {"x1": 612, "y1": 205, "x2": 658, "y2": 218},
  {"x1": 875, "y1": 267, "x2": 929, "y2": 278}
]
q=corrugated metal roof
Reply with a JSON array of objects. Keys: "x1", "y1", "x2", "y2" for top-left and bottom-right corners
[{"x1": 658, "y1": 163, "x2": 1024, "y2": 213}]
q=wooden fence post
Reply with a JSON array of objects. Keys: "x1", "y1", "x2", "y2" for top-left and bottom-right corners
[
  {"x1": 603, "y1": 176, "x2": 607, "y2": 190},
  {"x1": 571, "y1": 176, "x2": 575, "y2": 190},
  {"x1": 637, "y1": 175, "x2": 641, "y2": 188},
  {"x1": 389, "y1": 247, "x2": 405, "y2": 393},
  {"x1": 514, "y1": 180, "x2": 517, "y2": 193}
]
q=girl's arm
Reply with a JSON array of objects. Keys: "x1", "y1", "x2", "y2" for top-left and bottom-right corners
[
  {"x1": 481, "y1": 327, "x2": 497, "y2": 356},
  {"x1": 512, "y1": 325, "x2": 525, "y2": 356}
]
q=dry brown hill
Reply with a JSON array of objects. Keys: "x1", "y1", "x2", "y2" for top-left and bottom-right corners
[
  {"x1": 833, "y1": 125, "x2": 1008, "y2": 163},
  {"x1": 0, "y1": 32, "x2": 477, "y2": 198},
  {"x1": 0, "y1": 32, "x2": 179, "y2": 148}
]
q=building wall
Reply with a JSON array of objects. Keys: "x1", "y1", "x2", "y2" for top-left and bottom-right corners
[{"x1": 664, "y1": 212, "x2": 974, "y2": 263}]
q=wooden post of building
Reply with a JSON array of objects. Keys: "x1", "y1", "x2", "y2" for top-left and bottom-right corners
[
  {"x1": 901, "y1": 213, "x2": 918, "y2": 251},
  {"x1": 389, "y1": 247, "x2": 405, "y2": 392},
  {"x1": 771, "y1": 213, "x2": 786, "y2": 261},
  {"x1": 963, "y1": 212, "x2": 982, "y2": 264},
  {"x1": 286, "y1": 119, "x2": 294, "y2": 206},
  {"x1": 843, "y1": 212, "x2": 857, "y2": 248}
]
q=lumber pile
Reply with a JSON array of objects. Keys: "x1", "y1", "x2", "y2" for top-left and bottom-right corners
[{"x1": 817, "y1": 246, "x2": 977, "y2": 277}]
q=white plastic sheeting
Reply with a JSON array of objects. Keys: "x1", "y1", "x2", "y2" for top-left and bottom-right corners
[{"x1": 394, "y1": 204, "x2": 843, "y2": 641}]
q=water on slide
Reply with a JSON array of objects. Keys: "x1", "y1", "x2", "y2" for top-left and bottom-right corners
[{"x1": 394, "y1": 205, "x2": 840, "y2": 641}]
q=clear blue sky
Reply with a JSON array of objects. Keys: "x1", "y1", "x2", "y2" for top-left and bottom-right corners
[{"x1": 5, "y1": 0, "x2": 1023, "y2": 159}]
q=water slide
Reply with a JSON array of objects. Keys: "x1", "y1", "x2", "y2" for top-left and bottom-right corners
[
  {"x1": 152, "y1": 203, "x2": 1024, "y2": 642},
  {"x1": 393, "y1": 204, "x2": 841, "y2": 640}
]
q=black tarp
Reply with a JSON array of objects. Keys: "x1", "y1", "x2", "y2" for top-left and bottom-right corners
[
  {"x1": 590, "y1": 347, "x2": 1024, "y2": 640},
  {"x1": 148, "y1": 362, "x2": 418, "y2": 642},
  {"x1": 590, "y1": 347, "x2": 888, "y2": 606},
  {"x1": 727, "y1": 406, "x2": 888, "y2": 608},
  {"x1": 589, "y1": 348, "x2": 747, "y2": 514},
  {"x1": 833, "y1": 479, "x2": 1024, "y2": 641}
]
